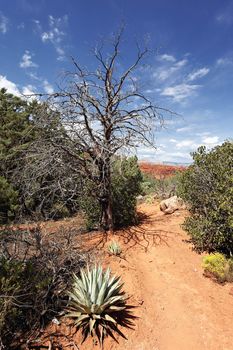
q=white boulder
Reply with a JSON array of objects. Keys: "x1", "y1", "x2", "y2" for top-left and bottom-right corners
[{"x1": 160, "y1": 196, "x2": 185, "y2": 214}]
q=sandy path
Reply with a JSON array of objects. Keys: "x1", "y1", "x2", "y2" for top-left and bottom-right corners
[
  {"x1": 106, "y1": 203, "x2": 233, "y2": 350},
  {"x1": 44, "y1": 203, "x2": 233, "y2": 350}
]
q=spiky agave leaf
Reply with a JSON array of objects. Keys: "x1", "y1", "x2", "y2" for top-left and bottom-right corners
[
  {"x1": 108, "y1": 241, "x2": 122, "y2": 256},
  {"x1": 65, "y1": 265, "x2": 126, "y2": 343}
]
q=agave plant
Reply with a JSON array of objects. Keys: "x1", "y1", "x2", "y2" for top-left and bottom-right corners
[
  {"x1": 108, "y1": 240, "x2": 122, "y2": 256},
  {"x1": 66, "y1": 265, "x2": 126, "y2": 343}
]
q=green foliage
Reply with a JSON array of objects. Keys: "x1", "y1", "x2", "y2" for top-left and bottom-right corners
[
  {"x1": 202, "y1": 253, "x2": 233, "y2": 283},
  {"x1": 145, "y1": 194, "x2": 154, "y2": 204},
  {"x1": 0, "y1": 258, "x2": 25, "y2": 333},
  {"x1": 0, "y1": 88, "x2": 34, "y2": 171},
  {"x1": 0, "y1": 227, "x2": 86, "y2": 348},
  {"x1": 81, "y1": 156, "x2": 143, "y2": 229},
  {"x1": 66, "y1": 265, "x2": 126, "y2": 344},
  {"x1": 0, "y1": 177, "x2": 18, "y2": 223},
  {"x1": 0, "y1": 89, "x2": 81, "y2": 222},
  {"x1": 108, "y1": 241, "x2": 122, "y2": 256},
  {"x1": 112, "y1": 156, "x2": 142, "y2": 227},
  {"x1": 141, "y1": 172, "x2": 179, "y2": 199},
  {"x1": 178, "y1": 141, "x2": 233, "y2": 255},
  {"x1": 49, "y1": 201, "x2": 71, "y2": 220},
  {"x1": 78, "y1": 179, "x2": 101, "y2": 230},
  {"x1": 0, "y1": 255, "x2": 54, "y2": 343}
]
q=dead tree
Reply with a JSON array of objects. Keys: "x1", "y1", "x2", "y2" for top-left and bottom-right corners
[{"x1": 40, "y1": 30, "x2": 169, "y2": 231}]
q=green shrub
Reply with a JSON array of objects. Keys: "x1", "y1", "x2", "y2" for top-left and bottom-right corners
[
  {"x1": 178, "y1": 141, "x2": 233, "y2": 255},
  {"x1": 141, "y1": 172, "x2": 179, "y2": 199},
  {"x1": 50, "y1": 201, "x2": 71, "y2": 219},
  {"x1": 66, "y1": 265, "x2": 126, "y2": 344},
  {"x1": 111, "y1": 156, "x2": 142, "y2": 227},
  {"x1": 0, "y1": 177, "x2": 18, "y2": 223},
  {"x1": 79, "y1": 179, "x2": 101, "y2": 230},
  {"x1": 0, "y1": 227, "x2": 87, "y2": 349},
  {"x1": 145, "y1": 194, "x2": 154, "y2": 204},
  {"x1": 0, "y1": 258, "x2": 24, "y2": 334},
  {"x1": 108, "y1": 241, "x2": 122, "y2": 256},
  {"x1": 82, "y1": 156, "x2": 143, "y2": 230},
  {"x1": 202, "y1": 253, "x2": 233, "y2": 283},
  {"x1": 0, "y1": 255, "x2": 53, "y2": 345}
]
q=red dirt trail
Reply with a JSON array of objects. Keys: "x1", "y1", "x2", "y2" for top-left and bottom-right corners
[{"x1": 45, "y1": 203, "x2": 233, "y2": 350}]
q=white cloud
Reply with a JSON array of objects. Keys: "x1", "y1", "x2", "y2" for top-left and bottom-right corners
[
  {"x1": 176, "y1": 126, "x2": 193, "y2": 132},
  {"x1": 187, "y1": 67, "x2": 209, "y2": 81},
  {"x1": 22, "y1": 84, "x2": 37, "y2": 96},
  {"x1": 0, "y1": 75, "x2": 37, "y2": 99},
  {"x1": 36, "y1": 14, "x2": 68, "y2": 61},
  {"x1": 175, "y1": 139, "x2": 198, "y2": 150},
  {"x1": 0, "y1": 12, "x2": 9, "y2": 34},
  {"x1": 154, "y1": 59, "x2": 188, "y2": 82},
  {"x1": 27, "y1": 72, "x2": 41, "y2": 81},
  {"x1": 158, "y1": 54, "x2": 176, "y2": 62},
  {"x1": 216, "y1": 57, "x2": 233, "y2": 66},
  {"x1": 19, "y1": 50, "x2": 38, "y2": 69},
  {"x1": 43, "y1": 80, "x2": 54, "y2": 94},
  {"x1": 0, "y1": 75, "x2": 20, "y2": 95},
  {"x1": 161, "y1": 83, "x2": 200, "y2": 102},
  {"x1": 202, "y1": 136, "x2": 219, "y2": 145},
  {"x1": 175, "y1": 59, "x2": 187, "y2": 68}
]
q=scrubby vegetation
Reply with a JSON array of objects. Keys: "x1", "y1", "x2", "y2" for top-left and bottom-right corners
[
  {"x1": 108, "y1": 241, "x2": 122, "y2": 256},
  {"x1": 80, "y1": 156, "x2": 143, "y2": 230},
  {"x1": 0, "y1": 226, "x2": 90, "y2": 348},
  {"x1": 178, "y1": 141, "x2": 233, "y2": 255},
  {"x1": 0, "y1": 88, "x2": 143, "y2": 229},
  {"x1": 141, "y1": 172, "x2": 180, "y2": 199},
  {"x1": 66, "y1": 266, "x2": 126, "y2": 344},
  {"x1": 1, "y1": 28, "x2": 232, "y2": 350},
  {"x1": 202, "y1": 253, "x2": 233, "y2": 283}
]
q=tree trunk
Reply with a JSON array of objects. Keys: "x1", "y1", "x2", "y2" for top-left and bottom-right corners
[{"x1": 99, "y1": 157, "x2": 113, "y2": 232}]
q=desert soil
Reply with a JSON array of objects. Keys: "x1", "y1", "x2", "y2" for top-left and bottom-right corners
[{"x1": 44, "y1": 203, "x2": 233, "y2": 350}]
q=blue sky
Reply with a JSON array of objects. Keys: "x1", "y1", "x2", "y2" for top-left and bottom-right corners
[{"x1": 0, "y1": 0, "x2": 233, "y2": 163}]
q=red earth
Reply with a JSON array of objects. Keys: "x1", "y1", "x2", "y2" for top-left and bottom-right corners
[
  {"x1": 139, "y1": 162, "x2": 186, "y2": 178},
  {"x1": 35, "y1": 202, "x2": 233, "y2": 350}
]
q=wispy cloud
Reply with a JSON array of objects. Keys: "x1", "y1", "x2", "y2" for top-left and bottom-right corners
[
  {"x1": 0, "y1": 12, "x2": 9, "y2": 34},
  {"x1": 35, "y1": 15, "x2": 68, "y2": 61},
  {"x1": 27, "y1": 72, "x2": 41, "y2": 81},
  {"x1": 22, "y1": 84, "x2": 37, "y2": 96},
  {"x1": 168, "y1": 134, "x2": 220, "y2": 151},
  {"x1": 187, "y1": 67, "x2": 209, "y2": 81},
  {"x1": 216, "y1": 2, "x2": 233, "y2": 25},
  {"x1": 176, "y1": 126, "x2": 194, "y2": 133},
  {"x1": 158, "y1": 54, "x2": 176, "y2": 62},
  {"x1": 19, "y1": 50, "x2": 38, "y2": 69},
  {"x1": 150, "y1": 53, "x2": 211, "y2": 104},
  {"x1": 161, "y1": 83, "x2": 200, "y2": 102},
  {"x1": 216, "y1": 57, "x2": 233, "y2": 66},
  {"x1": 154, "y1": 58, "x2": 188, "y2": 81},
  {"x1": 43, "y1": 79, "x2": 54, "y2": 93}
]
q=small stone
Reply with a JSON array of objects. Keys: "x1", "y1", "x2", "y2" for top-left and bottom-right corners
[
  {"x1": 229, "y1": 287, "x2": 233, "y2": 296},
  {"x1": 52, "y1": 317, "x2": 60, "y2": 325}
]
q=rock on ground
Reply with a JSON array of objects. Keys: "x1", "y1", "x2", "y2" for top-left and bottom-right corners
[{"x1": 160, "y1": 195, "x2": 185, "y2": 214}]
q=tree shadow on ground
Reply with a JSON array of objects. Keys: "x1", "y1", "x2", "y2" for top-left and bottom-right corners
[{"x1": 93, "y1": 210, "x2": 178, "y2": 252}]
